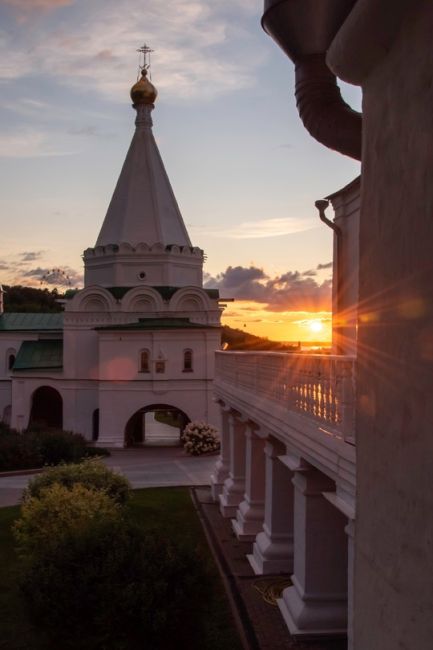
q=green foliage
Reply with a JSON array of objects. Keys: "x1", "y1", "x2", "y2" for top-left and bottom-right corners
[
  {"x1": 1, "y1": 488, "x2": 243, "y2": 650},
  {"x1": 3, "y1": 285, "x2": 64, "y2": 313},
  {"x1": 23, "y1": 458, "x2": 130, "y2": 505},
  {"x1": 14, "y1": 483, "x2": 122, "y2": 557},
  {"x1": 0, "y1": 429, "x2": 42, "y2": 471},
  {"x1": 14, "y1": 485, "x2": 209, "y2": 649},
  {"x1": 0, "y1": 424, "x2": 109, "y2": 471},
  {"x1": 26, "y1": 428, "x2": 91, "y2": 465}
]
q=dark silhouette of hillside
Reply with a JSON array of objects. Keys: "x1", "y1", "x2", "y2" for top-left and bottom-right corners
[{"x1": 221, "y1": 325, "x2": 301, "y2": 351}]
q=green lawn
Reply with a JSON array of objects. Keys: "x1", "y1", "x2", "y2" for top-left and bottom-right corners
[{"x1": 0, "y1": 488, "x2": 243, "y2": 650}]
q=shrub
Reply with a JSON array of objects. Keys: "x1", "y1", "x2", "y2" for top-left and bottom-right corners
[
  {"x1": 23, "y1": 458, "x2": 130, "y2": 505},
  {"x1": 0, "y1": 429, "x2": 42, "y2": 471},
  {"x1": 0, "y1": 424, "x2": 109, "y2": 472},
  {"x1": 15, "y1": 506, "x2": 208, "y2": 649},
  {"x1": 182, "y1": 421, "x2": 220, "y2": 456},
  {"x1": 25, "y1": 428, "x2": 89, "y2": 465},
  {"x1": 14, "y1": 483, "x2": 122, "y2": 556}
]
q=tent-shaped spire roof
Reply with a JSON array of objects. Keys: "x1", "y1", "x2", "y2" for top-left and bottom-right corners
[{"x1": 95, "y1": 67, "x2": 191, "y2": 248}]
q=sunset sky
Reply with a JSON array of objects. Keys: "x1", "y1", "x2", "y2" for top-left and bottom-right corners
[{"x1": 0, "y1": 0, "x2": 361, "y2": 341}]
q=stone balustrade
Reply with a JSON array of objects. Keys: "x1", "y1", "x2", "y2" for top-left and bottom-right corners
[
  {"x1": 215, "y1": 351, "x2": 355, "y2": 442},
  {"x1": 211, "y1": 350, "x2": 357, "y2": 646}
]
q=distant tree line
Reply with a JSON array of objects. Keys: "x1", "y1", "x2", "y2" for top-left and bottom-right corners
[
  {"x1": 221, "y1": 325, "x2": 300, "y2": 352},
  {"x1": 2, "y1": 285, "x2": 74, "y2": 313}
]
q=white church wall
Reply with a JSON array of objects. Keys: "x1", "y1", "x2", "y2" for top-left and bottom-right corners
[
  {"x1": 97, "y1": 380, "x2": 219, "y2": 447},
  {"x1": 0, "y1": 335, "x2": 20, "y2": 421},
  {"x1": 84, "y1": 249, "x2": 203, "y2": 288},
  {"x1": 0, "y1": 333, "x2": 38, "y2": 380},
  {"x1": 62, "y1": 384, "x2": 99, "y2": 440},
  {"x1": 63, "y1": 329, "x2": 100, "y2": 379},
  {"x1": 97, "y1": 330, "x2": 220, "y2": 382},
  {"x1": 10, "y1": 376, "x2": 64, "y2": 431},
  {"x1": 328, "y1": 179, "x2": 360, "y2": 355},
  {"x1": 0, "y1": 381, "x2": 12, "y2": 424}
]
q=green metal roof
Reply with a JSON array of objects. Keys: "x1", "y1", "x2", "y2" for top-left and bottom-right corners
[
  {"x1": 96, "y1": 317, "x2": 219, "y2": 332},
  {"x1": 14, "y1": 340, "x2": 63, "y2": 371},
  {"x1": 106, "y1": 286, "x2": 220, "y2": 301},
  {"x1": 0, "y1": 313, "x2": 63, "y2": 331}
]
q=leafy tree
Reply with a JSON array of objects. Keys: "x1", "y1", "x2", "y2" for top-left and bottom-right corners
[{"x1": 3, "y1": 285, "x2": 66, "y2": 313}]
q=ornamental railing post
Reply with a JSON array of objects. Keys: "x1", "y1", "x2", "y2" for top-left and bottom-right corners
[{"x1": 340, "y1": 358, "x2": 355, "y2": 443}]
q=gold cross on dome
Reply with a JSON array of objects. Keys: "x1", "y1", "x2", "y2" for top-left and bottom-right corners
[{"x1": 137, "y1": 43, "x2": 154, "y2": 75}]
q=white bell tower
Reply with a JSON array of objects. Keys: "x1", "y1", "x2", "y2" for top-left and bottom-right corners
[{"x1": 84, "y1": 45, "x2": 203, "y2": 289}]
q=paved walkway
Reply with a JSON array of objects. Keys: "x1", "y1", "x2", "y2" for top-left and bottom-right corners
[{"x1": 0, "y1": 447, "x2": 216, "y2": 507}]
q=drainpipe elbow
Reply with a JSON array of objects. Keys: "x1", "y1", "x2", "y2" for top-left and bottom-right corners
[{"x1": 296, "y1": 55, "x2": 362, "y2": 161}]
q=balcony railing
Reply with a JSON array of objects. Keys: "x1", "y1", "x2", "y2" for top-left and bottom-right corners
[{"x1": 215, "y1": 351, "x2": 355, "y2": 441}]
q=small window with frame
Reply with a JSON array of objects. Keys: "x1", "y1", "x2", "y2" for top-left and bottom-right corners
[
  {"x1": 183, "y1": 349, "x2": 193, "y2": 372},
  {"x1": 139, "y1": 349, "x2": 150, "y2": 373}
]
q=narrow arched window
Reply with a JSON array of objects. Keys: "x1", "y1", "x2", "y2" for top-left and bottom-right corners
[
  {"x1": 6, "y1": 348, "x2": 16, "y2": 372},
  {"x1": 140, "y1": 349, "x2": 150, "y2": 373},
  {"x1": 183, "y1": 349, "x2": 193, "y2": 372}
]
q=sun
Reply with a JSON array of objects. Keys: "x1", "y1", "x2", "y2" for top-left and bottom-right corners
[{"x1": 309, "y1": 319, "x2": 324, "y2": 333}]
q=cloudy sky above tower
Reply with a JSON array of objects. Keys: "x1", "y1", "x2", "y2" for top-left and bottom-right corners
[{"x1": 0, "y1": 0, "x2": 361, "y2": 341}]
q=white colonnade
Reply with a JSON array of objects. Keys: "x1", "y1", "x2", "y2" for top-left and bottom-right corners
[{"x1": 212, "y1": 401, "x2": 354, "y2": 646}]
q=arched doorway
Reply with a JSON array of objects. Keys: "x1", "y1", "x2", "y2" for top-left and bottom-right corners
[
  {"x1": 125, "y1": 404, "x2": 190, "y2": 447},
  {"x1": 92, "y1": 409, "x2": 100, "y2": 442},
  {"x1": 29, "y1": 386, "x2": 63, "y2": 430}
]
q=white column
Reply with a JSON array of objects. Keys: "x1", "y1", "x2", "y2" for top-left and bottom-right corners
[
  {"x1": 232, "y1": 427, "x2": 266, "y2": 541},
  {"x1": 11, "y1": 379, "x2": 26, "y2": 431},
  {"x1": 248, "y1": 438, "x2": 294, "y2": 574},
  {"x1": 210, "y1": 404, "x2": 231, "y2": 501},
  {"x1": 278, "y1": 466, "x2": 348, "y2": 637},
  {"x1": 219, "y1": 413, "x2": 247, "y2": 518}
]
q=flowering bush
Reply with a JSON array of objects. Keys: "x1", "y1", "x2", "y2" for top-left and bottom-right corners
[{"x1": 182, "y1": 421, "x2": 220, "y2": 456}]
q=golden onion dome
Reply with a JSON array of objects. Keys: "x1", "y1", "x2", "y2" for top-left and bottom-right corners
[{"x1": 130, "y1": 68, "x2": 157, "y2": 105}]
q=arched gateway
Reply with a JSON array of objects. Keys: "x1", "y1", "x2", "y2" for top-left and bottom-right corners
[
  {"x1": 29, "y1": 386, "x2": 63, "y2": 429},
  {"x1": 125, "y1": 405, "x2": 190, "y2": 447}
]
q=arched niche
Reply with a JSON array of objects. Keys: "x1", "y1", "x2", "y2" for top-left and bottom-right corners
[
  {"x1": 29, "y1": 386, "x2": 63, "y2": 430},
  {"x1": 5, "y1": 347, "x2": 16, "y2": 372},
  {"x1": 169, "y1": 286, "x2": 211, "y2": 312},
  {"x1": 81, "y1": 298, "x2": 109, "y2": 312},
  {"x1": 118, "y1": 242, "x2": 134, "y2": 254},
  {"x1": 121, "y1": 286, "x2": 164, "y2": 313},
  {"x1": 67, "y1": 286, "x2": 117, "y2": 313}
]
